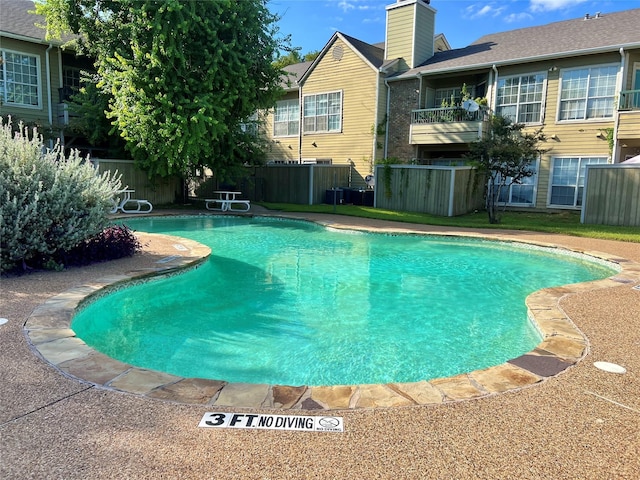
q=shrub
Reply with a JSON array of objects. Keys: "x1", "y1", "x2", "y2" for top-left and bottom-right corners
[
  {"x1": 32, "y1": 225, "x2": 142, "y2": 270},
  {"x1": 0, "y1": 118, "x2": 123, "y2": 273}
]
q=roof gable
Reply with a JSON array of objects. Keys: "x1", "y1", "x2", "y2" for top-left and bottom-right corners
[{"x1": 299, "y1": 32, "x2": 385, "y2": 84}]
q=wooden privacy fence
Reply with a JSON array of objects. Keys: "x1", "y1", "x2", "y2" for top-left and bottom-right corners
[
  {"x1": 373, "y1": 165, "x2": 484, "y2": 216},
  {"x1": 193, "y1": 164, "x2": 353, "y2": 205},
  {"x1": 94, "y1": 159, "x2": 182, "y2": 205},
  {"x1": 582, "y1": 164, "x2": 640, "y2": 226}
]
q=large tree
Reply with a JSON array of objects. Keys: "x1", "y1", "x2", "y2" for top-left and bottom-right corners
[
  {"x1": 467, "y1": 115, "x2": 547, "y2": 224},
  {"x1": 37, "y1": 0, "x2": 288, "y2": 178}
]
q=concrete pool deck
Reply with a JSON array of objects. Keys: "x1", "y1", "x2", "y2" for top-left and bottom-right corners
[{"x1": 2, "y1": 208, "x2": 639, "y2": 478}]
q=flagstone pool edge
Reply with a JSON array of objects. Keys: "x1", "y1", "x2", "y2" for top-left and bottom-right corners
[{"x1": 23, "y1": 224, "x2": 640, "y2": 411}]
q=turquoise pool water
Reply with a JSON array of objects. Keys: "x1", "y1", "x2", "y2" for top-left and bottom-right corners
[{"x1": 72, "y1": 216, "x2": 615, "y2": 386}]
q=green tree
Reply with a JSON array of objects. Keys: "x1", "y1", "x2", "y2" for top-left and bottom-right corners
[
  {"x1": 65, "y1": 78, "x2": 128, "y2": 158},
  {"x1": 273, "y1": 50, "x2": 303, "y2": 69},
  {"x1": 303, "y1": 50, "x2": 320, "y2": 62},
  {"x1": 273, "y1": 49, "x2": 320, "y2": 69},
  {"x1": 36, "y1": 0, "x2": 289, "y2": 179},
  {"x1": 467, "y1": 115, "x2": 546, "y2": 224}
]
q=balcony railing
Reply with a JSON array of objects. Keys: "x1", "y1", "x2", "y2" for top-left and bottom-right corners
[
  {"x1": 619, "y1": 90, "x2": 640, "y2": 110},
  {"x1": 411, "y1": 106, "x2": 489, "y2": 124}
]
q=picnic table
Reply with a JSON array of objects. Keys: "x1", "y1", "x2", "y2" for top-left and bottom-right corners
[
  {"x1": 109, "y1": 189, "x2": 153, "y2": 214},
  {"x1": 205, "y1": 191, "x2": 251, "y2": 212}
]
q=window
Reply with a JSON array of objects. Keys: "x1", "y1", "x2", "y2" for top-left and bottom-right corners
[
  {"x1": 494, "y1": 161, "x2": 538, "y2": 206},
  {"x1": 496, "y1": 74, "x2": 545, "y2": 124},
  {"x1": 558, "y1": 66, "x2": 618, "y2": 121},
  {"x1": 274, "y1": 99, "x2": 299, "y2": 136},
  {"x1": 63, "y1": 67, "x2": 82, "y2": 90},
  {"x1": 303, "y1": 91, "x2": 342, "y2": 133},
  {"x1": 0, "y1": 50, "x2": 41, "y2": 107},
  {"x1": 240, "y1": 112, "x2": 258, "y2": 136},
  {"x1": 549, "y1": 157, "x2": 608, "y2": 207},
  {"x1": 434, "y1": 87, "x2": 461, "y2": 107}
]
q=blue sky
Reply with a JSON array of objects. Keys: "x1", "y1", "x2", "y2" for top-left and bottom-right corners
[{"x1": 268, "y1": 0, "x2": 639, "y2": 55}]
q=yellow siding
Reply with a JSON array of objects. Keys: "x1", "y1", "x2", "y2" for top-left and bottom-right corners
[
  {"x1": 410, "y1": 122, "x2": 483, "y2": 144},
  {"x1": 413, "y1": 5, "x2": 434, "y2": 66},
  {"x1": 617, "y1": 111, "x2": 640, "y2": 140},
  {"x1": 0, "y1": 38, "x2": 63, "y2": 128},
  {"x1": 263, "y1": 91, "x2": 300, "y2": 163},
  {"x1": 386, "y1": 5, "x2": 414, "y2": 67},
  {"x1": 301, "y1": 37, "x2": 381, "y2": 183},
  {"x1": 497, "y1": 54, "x2": 618, "y2": 208}
]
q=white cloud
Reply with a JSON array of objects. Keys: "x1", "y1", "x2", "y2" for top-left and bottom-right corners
[
  {"x1": 337, "y1": 0, "x2": 356, "y2": 13},
  {"x1": 464, "y1": 3, "x2": 506, "y2": 19},
  {"x1": 332, "y1": 0, "x2": 386, "y2": 14},
  {"x1": 505, "y1": 12, "x2": 534, "y2": 23},
  {"x1": 530, "y1": 0, "x2": 588, "y2": 12}
]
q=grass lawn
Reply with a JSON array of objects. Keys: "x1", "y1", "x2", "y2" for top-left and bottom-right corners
[{"x1": 258, "y1": 203, "x2": 640, "y2": 243}]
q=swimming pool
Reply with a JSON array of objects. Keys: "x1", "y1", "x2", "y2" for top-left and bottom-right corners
[{"x1": 72, "y1": 216, "x2": 615, "y2": 387}]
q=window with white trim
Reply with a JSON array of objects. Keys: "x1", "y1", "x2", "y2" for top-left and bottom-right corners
[
  {"x1": 495, "y1": 160, "x2": 539, "y2": 206},
  {"x1": 549, "y1": 157, "x2": 608, "y2": 207},
  {"x1": 558, "y1": 65, "x2": 617, "y2": 121},
  {"x1": 434, "y1": 87, "x2": 462, "y2": 107},
  {"x1": 274, "y1": 99, "x2": 299, "y2": 136},
  {"x1": 303, "y1": 91, "x2": 342, "y2": 133},
  {"x1": 496, "y1": 74, "x2": 545, "y2": 124},
  {"x1": 0, "y1": 50, "x2": 41, "y2": 107}
]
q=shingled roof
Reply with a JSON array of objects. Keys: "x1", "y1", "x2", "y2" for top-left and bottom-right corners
[
  {"x1": 0, "y1": 0, "x2": 78, "y2": 46},
  {"x1": 0, "y1": 0, "x2": 49, "y2": 43},
  {"x1": 392, "y1": 8, "x2": 640, "y2": 79},
  {"x1": 280, "y1": 61, "x2": 313, "y2": 90},
  {"x1": 340, "y1": 32, "x2": 386, "y2": 69}
]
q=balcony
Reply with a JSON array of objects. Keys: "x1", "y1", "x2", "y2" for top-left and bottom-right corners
[
  {"x1": 410, "y1": 106, "x2": 490, "y2": 145},
  {"x1": 618, "y1": 89, "x2": 640, "y2": 110},
  {"x1": 617, "y1": 90, "x2": 640, "y2": 141}
]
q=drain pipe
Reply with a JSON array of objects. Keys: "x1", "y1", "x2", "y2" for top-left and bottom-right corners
[
  {"x1": 45, "y1": 44, "x2": 54, "y2": 147},
  {"x1": 491, "y1": 64, "x2": 498, "y2": 112},
  {"x1": 297, "y1": 85, "x2": 303, "y2": 163},
  {"x1": 384, "y1": 79, "x2": 391, "y2": 161},
  {"x1": 611, "y1": 47, "x2": 626, "y2": 163}
]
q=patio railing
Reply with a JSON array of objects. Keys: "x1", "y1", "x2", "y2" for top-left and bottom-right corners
[
  {"x1": 619, "y1": 89, "x2": 640, "y2": 110},
  {"x1": 411, "y1": 106, "x2": 489, "y2": 124}
]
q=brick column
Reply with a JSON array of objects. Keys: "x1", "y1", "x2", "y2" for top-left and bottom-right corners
[{"x1": 386, "y1": 78, "x2": 420, "y2": 162}]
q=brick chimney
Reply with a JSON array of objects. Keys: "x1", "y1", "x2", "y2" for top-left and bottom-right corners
[{"x1": 385, "y1": 0, "x2": 436, "y2": 71}]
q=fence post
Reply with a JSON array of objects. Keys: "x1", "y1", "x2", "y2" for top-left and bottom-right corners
[
  {"x1": 448, "y1": 168, "x2": 456, "y2": 217},
  {"x1": 308, "y1": 165, "x2": 314, "y2": 205}
]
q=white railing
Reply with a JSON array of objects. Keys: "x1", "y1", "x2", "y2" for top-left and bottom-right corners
[{"x1": 411, "y1": 106, "x2": 489, "y2": 124}]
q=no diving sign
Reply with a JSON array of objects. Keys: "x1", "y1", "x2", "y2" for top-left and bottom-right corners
[{"x1": 199, "y1": 412, "x2": 344, "y2": 432}]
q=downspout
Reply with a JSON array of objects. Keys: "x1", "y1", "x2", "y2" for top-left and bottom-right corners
[
  {"x1": 57, "y1": 48, "x2": 64, "y2": 148},
  {"x1": 491, "y1": 64, "x2": 498, "y2": 113},
  {"x1": 45, "y1": 44, "x2": 54, "y2": 147},
  {"x1": 384, "y1": 79, "x2": 391, "y2": 160},
  {"x1": 372, "y1": 73, "x2": 381, "y2": 169},
  {"x1": 298, "y1": 85, "x2": 303, "y2": 163},
  {"x1": 612, "y1": 47, "x2": 626, "y2": 163}
]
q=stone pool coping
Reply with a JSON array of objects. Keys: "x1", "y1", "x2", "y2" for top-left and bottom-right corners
[{"x1": 23, "y1": 217, "x2": 640, "y2": 411}]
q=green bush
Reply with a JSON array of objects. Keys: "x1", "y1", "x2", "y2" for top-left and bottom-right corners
[{"x1": 0, "y1": 118, "x2": 122, "y2": 273}]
